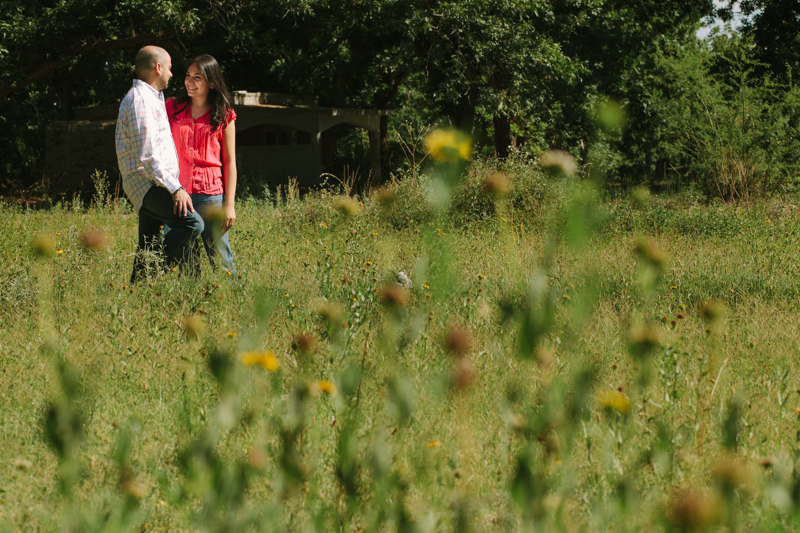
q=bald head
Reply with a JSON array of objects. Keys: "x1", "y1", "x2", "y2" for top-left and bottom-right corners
[{"x1": 134, "y1": 46, "x2": 172, "y2": 90}]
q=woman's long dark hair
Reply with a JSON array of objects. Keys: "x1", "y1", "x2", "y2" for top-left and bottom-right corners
[{"x1": 171, "y1": 54, "x2": 233, "y2": 130}]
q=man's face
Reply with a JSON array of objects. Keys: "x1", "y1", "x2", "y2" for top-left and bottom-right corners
[{"x1": 156, "y1": 54, "x2": 173, "y2": 91}]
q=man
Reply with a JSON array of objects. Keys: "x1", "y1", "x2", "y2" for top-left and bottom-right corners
[{"x1": 115, "y1": 45, "x2": 203, "y2": 282}]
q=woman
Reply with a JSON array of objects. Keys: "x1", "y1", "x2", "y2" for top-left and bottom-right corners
[{"x1": 166, "y1": 54, "x2": 237, "y2": 275}]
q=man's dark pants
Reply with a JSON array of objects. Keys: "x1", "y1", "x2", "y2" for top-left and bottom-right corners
[{"x1": 131, "y1": 186, "x2": 204, "y2": 282}]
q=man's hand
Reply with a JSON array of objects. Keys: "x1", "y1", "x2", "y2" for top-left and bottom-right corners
[
  {"x1": 172, "y1": 187, "x2": 194, "y2": 217},
  {"x1": 222, "y1": 203, "x2": 236, "y2": 234}
]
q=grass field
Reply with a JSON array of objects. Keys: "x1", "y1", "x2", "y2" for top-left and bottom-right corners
[{"x1": 2, "y1": 158, "x2": 800, "y2": 531}]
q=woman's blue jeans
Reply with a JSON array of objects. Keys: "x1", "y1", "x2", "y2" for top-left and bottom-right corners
[{"x1": 189, "y1": 193, "x2": 236, "y2": 275}]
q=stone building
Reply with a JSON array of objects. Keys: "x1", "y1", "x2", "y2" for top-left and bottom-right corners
[{"x1": 45, "y1": 91, "x2": 392, "y2": 194}]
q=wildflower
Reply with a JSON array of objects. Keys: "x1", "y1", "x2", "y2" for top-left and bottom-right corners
[
  {"x1": 365, "y1": 261, "x2": 373, "y2": 266},
  {"x1": 444, "y1": 326, "x2": 472, "y2": 357},
  {"x1": 380, "y1": 285, "x2": 410, "y2": 308},
  {"x1": 451, "y1": 357, "x2": 473, "y2": 390},
  {"x1": 319, "y1": 222, "x2": 328, "y2": 228},
  {"x1": 425, "y1": 440, "x2": 441, "y2": 448},
  {"x1": 228, "y1": 331, "x2": 236, "y2": 337},
  {"x1": 318, "y1": 380, "x2": 337, "y2": 396},
  {"x1": 31, "y1": 233, "x2": 56, "y2": 258},
  {"x1": 292, "y1": 332, "x2": 317, "y2": 354},
  {"x1": 56, "y1": 249, "x2": 63, "y2": 254},
  {"x1": 482, "y1": 171, "x2": 511, "y2": 198},
  {"x1": 376, "y1": 186, "x2": 395, "y2": 206},
  {"x1": 12, "y1": 458, "x2": 32, "y2": 470},
  {"x1": 712, "y1": 455, "x2": 755, "y2": 489},
  {"x1": 334, "y1": 196, "x2": 360, "y2": 217},
  {"x1": 539, "y1": 149, "x2": 577, "y2": 177},
  {"x1": 248, "y1": 448, "x2": 267, "y2": 470},
  {"x1": 120, "y1": 479, "x2": 146, "y2": 500},
  {"x1": 630, "y1": 186, "x2": 651, "y2": 207},
  {"x1": 180, "y1": 315, "x2": 205, "y2": 340},
  {"x1": 372, "y1": 231, "x2": 378, "y2": 236},
  {"x1": 628, "y1": 324, "x2": 663, "y2": 360},
  {"x1": 668, "y1": 487, "x2": 722, "y2": 530},
  {"x1": 240, "y1": 351, "x2": 280, "y2": 371},
  {"x1": 597, "y1": 389, "x2": 631, "y2": 414},
  {"x1": 634, "y1": 237, "x2": 667, "y2": 269},
  {"x1": 314, "y1": 299, "x2": 345, "y2": 324},
  {"x1": 81, "y1": 229, "x2": 108, "y2": 252},
  {"x1": 424, "y1": 128, "x2": 472, "y2": 163},
  {"x1": 701, "y1": 301, "x2": 725, "y2": 322},
  {"x1": 421, "y1": 284, "x2": 430, "y2": 289}
]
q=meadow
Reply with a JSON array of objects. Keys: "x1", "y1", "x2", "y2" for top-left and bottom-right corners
[{"x1": 2, "y1": 149, "x2": 800, "y2": 531}]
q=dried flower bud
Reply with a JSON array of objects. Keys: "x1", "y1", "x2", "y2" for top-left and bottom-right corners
[
  {"x1": 334, "y1": 196, "x2": 361, "y2": 217},
  {"x1": 31, "y1": 233, "x2": 56, "y2": 258},
  {"x1": 179, "y1": 314, "x2": 205, "y2": 339},
  {"x1": 81, "y1": 229, "x2": 108, "y2": 251},
  {"x1": 376, "y1": 186, "x2": 395, "y2": 207},
  {"x1": 628, "y1": 324, "x2": 663, "y2": 360},
  {"x1": 482, "y1": 171, "x2": 511, "y2": 198},
  {"x1": 292, "y1": 331, "x2": 318, "y2": 354},
  {"x1": 379, "y1": 285, "x2": 409, "y2": 308},
  {"x1": 668, "y1": 488, "x2": 722, "y2": 529},
  {"x1": 444, "y1": 326, "x2": 472, "y2": 357},
  {"x1": 539, "y1": 149, "x2": 577, "y2": 177},
  {"x1": 634, "y1": 237, "x2": 667, "y2": 269}
]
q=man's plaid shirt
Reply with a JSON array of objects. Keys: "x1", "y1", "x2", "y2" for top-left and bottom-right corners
[{"x1": 115, "y1": 79, "x2": 182, "y2": 213}]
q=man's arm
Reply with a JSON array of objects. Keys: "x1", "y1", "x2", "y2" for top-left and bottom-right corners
[{"x1": 128, "y1": 94, "x2": 193, "y2": 215}]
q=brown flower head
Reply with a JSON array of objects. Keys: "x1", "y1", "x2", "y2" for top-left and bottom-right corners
[
  {"x1": 668, "y1": 487, "x2": 722, "y2": 530},
  {"x1": 379, "y1": 284, "x2": 410, "y2": 309},
  {"x1": 482, "y1": 171, "x2": 512, "y2": 198},
  {"x1": 81, "y1": 229, "x2": 108, "y2": 252},
  {"x1": 444, "y1": 326, "x2": 472, "y2": 357},
  {"x1": 292, "y1": 331, "x2": 318, "y2": 354}
]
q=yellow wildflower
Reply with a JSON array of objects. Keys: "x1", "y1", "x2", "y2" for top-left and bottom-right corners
[
  {"x1": 240, "y1": 351, "x2": 280, "y2": 371},
  {"x1": 597, "y1": 389, "x2": 631, "y2": 414},
  {"x1": 425, "y1": 440, "x2": 441, "y2": 448},
  {"x1": 424, "y1": 128, "x2": 472, "y2": 163},
  {"x1": 318, "y1": 380, "x2": 337, "y2": 396}
]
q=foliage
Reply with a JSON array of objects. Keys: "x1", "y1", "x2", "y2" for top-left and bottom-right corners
[{"x1": 630, "y1": 34, "x2": 800, "y2": 199}]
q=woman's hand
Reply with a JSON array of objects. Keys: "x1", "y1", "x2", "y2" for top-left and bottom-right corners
[{"x1": 222, "y1": 203, "x2": 236, "y2": 233}]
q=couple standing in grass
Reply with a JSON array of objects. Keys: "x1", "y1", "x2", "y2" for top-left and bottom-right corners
[{"x1": 115, "y1": 45, "x2": 237, "y2": 281}]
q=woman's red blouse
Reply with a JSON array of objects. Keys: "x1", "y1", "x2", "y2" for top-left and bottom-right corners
[{"x1": 165, "y1": 97, "x2": 236, "y2": 195}]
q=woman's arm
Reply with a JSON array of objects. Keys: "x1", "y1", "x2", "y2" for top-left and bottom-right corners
[{"x1": 221, "y1": 120, "x2": 237, "y2": 233}]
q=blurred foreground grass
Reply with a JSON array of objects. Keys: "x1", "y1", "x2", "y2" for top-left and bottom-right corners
[{"x1": 2, "y1": 158, "x2": 800, "y2": 531}]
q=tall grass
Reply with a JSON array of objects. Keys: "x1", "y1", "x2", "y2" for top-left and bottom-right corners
[{"x1": 2, "y1": 149, "x2": 800, "y2": 531}]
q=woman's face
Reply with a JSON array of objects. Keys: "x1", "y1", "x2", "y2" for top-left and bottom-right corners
[{"x1": 185, "y1": 63, "x2": 210, "y2": 101}]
